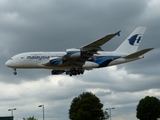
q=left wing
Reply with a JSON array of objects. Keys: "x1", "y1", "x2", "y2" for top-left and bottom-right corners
[
  {"x1": 81, "y1": 30, "x2": 121, "y2": 49},
  {"x1": 45, "y1": 31, "x2": 121, "y2": 69},
  {"x1": 63, "y1": 31, "x2": 121, "y2": 68}
]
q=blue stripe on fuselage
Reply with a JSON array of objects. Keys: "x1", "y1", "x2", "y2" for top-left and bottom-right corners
[{"x1": 94, "y1": 56, "x2": 121, "y2": 67}]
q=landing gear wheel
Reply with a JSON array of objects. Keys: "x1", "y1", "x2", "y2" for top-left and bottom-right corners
[
  {"x1": 14, "y1": 72, "x2": 17, "y2": 75},
  {"x1": 69, "y1": 73, "x2": 72, "y2": 76},
  {"x1": 13, "y1": 68, "x2": 17, "y2": 75},
  {"x1": 51, "y1": 70, "x2": 53, "y2": 75},
  {"x1": 69, "y1": 68, "x2": 84, "y2": 76}
]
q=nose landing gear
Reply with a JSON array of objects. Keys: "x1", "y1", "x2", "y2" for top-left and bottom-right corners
[{"x1": 13, "y1": 68, "x2": 17, "y2": 75}]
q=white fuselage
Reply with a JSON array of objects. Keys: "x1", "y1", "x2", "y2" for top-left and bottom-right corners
[{"x1": 5, "y1": 51, "x2": 141, "y2": 70}]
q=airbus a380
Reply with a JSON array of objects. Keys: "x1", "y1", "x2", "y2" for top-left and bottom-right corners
[{"x1": 5, "y1": 27, "x2": 153, "y2": 76}]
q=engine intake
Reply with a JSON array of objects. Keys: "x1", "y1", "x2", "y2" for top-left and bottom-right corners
[{"x1": 66, "y1": 48, "x2": 81, "y2": 58}]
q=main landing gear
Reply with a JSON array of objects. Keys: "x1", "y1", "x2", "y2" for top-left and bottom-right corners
[
  {"x1": 13, "y1": 68, "x2": 17, "y2": 75},
  {"x1": 69, "y1": 68, "x2": 84, "y2": 76}
]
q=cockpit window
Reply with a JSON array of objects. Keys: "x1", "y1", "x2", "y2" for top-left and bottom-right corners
[{"x1": 10, "y1": 58, "x2": 13, "y2": 60}]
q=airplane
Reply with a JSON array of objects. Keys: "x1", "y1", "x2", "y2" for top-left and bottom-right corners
[{"x1": 5, "y1": 27, "x2": 153, "y2": 76}]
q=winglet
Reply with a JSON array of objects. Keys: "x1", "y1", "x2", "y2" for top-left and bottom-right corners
[{"x1": 115, "y1": 30, "x2": 121, "y2": 36}]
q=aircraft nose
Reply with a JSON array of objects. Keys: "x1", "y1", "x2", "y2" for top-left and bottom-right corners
[{"x1": 5, "y1": 60, "x2": 12, "y2": 67}]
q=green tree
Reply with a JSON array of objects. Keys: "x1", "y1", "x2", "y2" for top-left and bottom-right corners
[
  {"x1": 23, "y1": 116, "x2": 38, "y2": 120},
  {"x1": 104, "y1": 111, "x2": 110, "y2": 120},
  {"x1": 69, "y1": 92, "x2": 105, "y2": 120},
  {"x1": 136, "y1": 96, "x2": 160, "y2": 120}
]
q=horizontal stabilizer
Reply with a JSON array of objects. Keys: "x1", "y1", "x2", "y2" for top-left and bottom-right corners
[{"x1": 124, "y1": 48, "x2": 154, "y2": 58}]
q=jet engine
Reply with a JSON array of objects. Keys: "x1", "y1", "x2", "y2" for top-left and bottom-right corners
[
  {"x1": 49, "y1": 57, "x2": 63, "y2": 66},
  {"x1": 66, "y1": 48, "x2": 82, "y2": 58}
]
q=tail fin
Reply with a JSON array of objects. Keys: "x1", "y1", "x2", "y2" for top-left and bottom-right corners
[{"x1": 115, "y1": 27, "x2": 146, "y2": 54}]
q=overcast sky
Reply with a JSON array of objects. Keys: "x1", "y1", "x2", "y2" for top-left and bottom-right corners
[{"x1": 0, "y1": 0, "x2": 160, "y2": 120}]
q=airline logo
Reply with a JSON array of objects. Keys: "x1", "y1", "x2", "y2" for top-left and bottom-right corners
[
  {"x1": 128, "y1": 34, "x2": 142, "y2": 46},
  {"x1": 26, "y1": 55, "x2": 50, "y2": 60}
]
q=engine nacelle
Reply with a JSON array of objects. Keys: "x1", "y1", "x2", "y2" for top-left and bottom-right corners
[
  {"x1": 66, "y1": 48, "x2": 81, "y2": 58},
  {"x1": 49, "y1": 57, "x2": 63, "y2": 66}
]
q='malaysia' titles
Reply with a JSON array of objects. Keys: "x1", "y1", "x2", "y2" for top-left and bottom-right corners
[{"x1": 27, "y1": 55, "x2": 50, "y2": 60}]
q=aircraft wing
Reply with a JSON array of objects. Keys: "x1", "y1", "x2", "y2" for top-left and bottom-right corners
[
  {"x1": 81, "y1": 31, "x2": 121, "y2": 49},
  {"x1": 45, "y1": 31, "x2": 121, "y2": 69}
]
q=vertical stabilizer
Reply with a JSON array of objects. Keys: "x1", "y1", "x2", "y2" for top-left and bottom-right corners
[{"x1": 115, "y1": 27, "x2": 146, "y2": 54}]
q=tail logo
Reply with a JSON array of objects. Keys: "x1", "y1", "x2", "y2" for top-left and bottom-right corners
[{"x1": 128, "y1": 34, "x2": 142, "y2": 46}]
